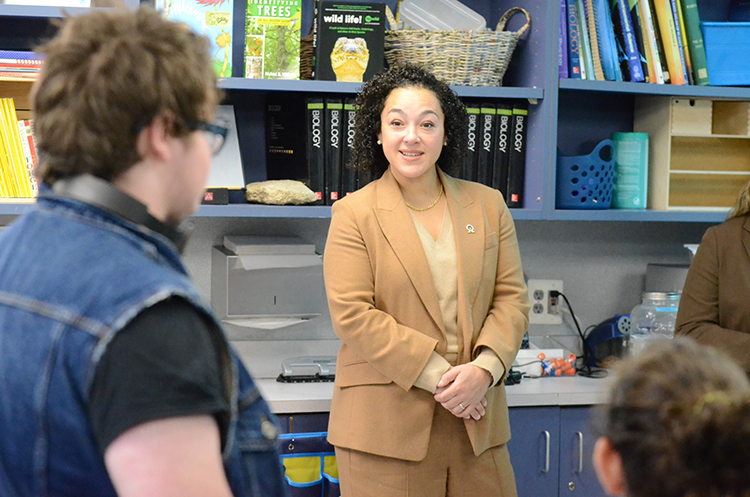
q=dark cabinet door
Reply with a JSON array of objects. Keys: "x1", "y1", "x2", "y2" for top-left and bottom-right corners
[
  {"x1": 507, "y1": 406, "x2": 561, "y2": 497},
  {"x1": 558, "y1": 407, "x2": 607, "y2": 497}
]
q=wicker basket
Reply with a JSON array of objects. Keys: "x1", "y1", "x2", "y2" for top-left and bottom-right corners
[{"x1": 383, "y1": 6, "x2": 531, "y2": 87}]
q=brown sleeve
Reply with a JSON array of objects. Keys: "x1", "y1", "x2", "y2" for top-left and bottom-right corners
[{"x1": 675, "y1": 226, "x2": 750, "y2": 372}]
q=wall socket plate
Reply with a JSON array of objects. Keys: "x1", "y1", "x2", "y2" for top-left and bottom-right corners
[{"x1": 527, "y1": 279, "x2": 564, "y2": 325}]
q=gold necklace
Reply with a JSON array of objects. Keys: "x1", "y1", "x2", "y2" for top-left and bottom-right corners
[{"x1": 405, "y1": 184, "x2": 444, "y2": 212}]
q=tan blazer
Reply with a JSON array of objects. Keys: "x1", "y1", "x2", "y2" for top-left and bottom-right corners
[
  {"x1": 676, "y1": 215, "x2": 750, "y2": 373},
  {"x1": 323, "y1": 169, "x2": 530, "y2": 461}
]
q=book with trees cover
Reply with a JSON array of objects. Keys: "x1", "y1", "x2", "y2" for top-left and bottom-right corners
[
  {"x1": 158, "y1": 0, "x2": 233, "y2": 78},
  {"x1": 245, "y1": 0, "x2": 301, "y2": 79}
]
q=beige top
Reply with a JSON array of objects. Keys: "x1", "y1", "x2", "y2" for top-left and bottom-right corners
[{"x1": 410, "y1": 207, "x2": 504, "y2": 393}]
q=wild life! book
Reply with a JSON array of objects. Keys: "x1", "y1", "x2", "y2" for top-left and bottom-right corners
[
  {"x1": 245, "y1": 0, "x2": 302, "y2": 79},
  {"x1": 159, "y1": 0, "x2": 233, "y2": 78},
  {"x1": 313, "y1": 1, "x2": 385, "y2": 82}
]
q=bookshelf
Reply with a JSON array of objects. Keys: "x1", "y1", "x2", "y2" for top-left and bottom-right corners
[{"x1": 0, "y1": 0, "x2": 744, "y2": 224}]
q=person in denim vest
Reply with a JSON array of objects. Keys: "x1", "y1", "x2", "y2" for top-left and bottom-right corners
[{"x1": 0, "y1": 7, "x2": 287, "y2": 497}]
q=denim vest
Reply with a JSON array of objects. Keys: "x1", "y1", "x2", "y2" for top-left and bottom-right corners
[{"x1": 0, "y1": 193, "x2": 288, "y2": 497}]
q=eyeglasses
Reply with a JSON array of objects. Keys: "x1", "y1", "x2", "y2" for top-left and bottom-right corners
[{"x1": 184, "y1": 119, "x2": 229, "y2": 156}]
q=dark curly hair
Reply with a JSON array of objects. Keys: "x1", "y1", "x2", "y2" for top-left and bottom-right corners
[
  {"x1": 595, "y1": 337, "x2": 750, "y2": 497},
  {"x1": 348, "y1": 63, "x2": 468, "y2": 177}
]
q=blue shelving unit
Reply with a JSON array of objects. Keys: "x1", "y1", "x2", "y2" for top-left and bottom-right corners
[{"x1": 1, "y1": 0, "x2": 744, "y2": 225}]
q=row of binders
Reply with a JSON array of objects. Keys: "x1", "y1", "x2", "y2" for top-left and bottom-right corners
[
  {"x1": 0, "y1": 98, "x2": 38, "y2": 199},
  {"x1": 280, "y1": 97, "x2": 529, "y2": 207},
  {"x1": 560, "y1": 0, "x2": 709, "y2": 85},
  {"x1": 463, "y1": 100, "x2": 529, "y2": 209}
]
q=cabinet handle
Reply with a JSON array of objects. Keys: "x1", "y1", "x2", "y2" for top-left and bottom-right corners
[
  {"x1": 575, "y1": 431, "x2": 583, "y2": 474},
  {"x1": 542, "y1": 430, "x2": 550, "y2": 474}
]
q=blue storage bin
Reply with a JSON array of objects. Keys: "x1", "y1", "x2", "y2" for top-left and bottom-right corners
[
  {"x1": 556, "y1": 140, "x2": 615, "y2": 210},
  {"x1": 701, "y1": 21, "x2": 750, "y2": 86},
  {"x1": 279, "y1": 432, "x2": 339, "y2": 497}
]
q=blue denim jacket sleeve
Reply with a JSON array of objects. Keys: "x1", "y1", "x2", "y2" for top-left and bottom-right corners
[{"x1": 224, "y1": 355, "x2": 289, "y2": 497}]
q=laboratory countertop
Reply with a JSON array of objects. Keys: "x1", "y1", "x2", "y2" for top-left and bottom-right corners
[{"x1": 256, "y1": 375, "x2": 612, "y2": 414}]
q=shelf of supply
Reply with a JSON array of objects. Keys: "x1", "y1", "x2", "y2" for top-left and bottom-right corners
[
  {"x1": 560, "y1": 78, "x2": 750, "y2": 100},
  {"x1": 550, "y1": 208, "x2": 729, "y2": 223},
  {"x1": 220, "y1": 77, "x2": 545, "y2": 101},
  {"x1": 0, "y1": 202, "x2": 547, "y2": 220}
]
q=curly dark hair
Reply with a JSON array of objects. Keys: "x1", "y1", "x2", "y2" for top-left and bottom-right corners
[
  {"x1": 348, "y1": 63, "x2": 468, "y2": 177},
  {"x1": 595, "y1": 337, "x2": 750, "y2": 497}
]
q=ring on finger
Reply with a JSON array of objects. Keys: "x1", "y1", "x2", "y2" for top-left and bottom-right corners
[{"x1": 458, "y1": 403, "x2": 466, "y2": 411}]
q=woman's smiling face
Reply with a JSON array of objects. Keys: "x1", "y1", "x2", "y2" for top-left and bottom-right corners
[{"x1": 377, "y1": 87, "x2": 445, "y2": 183}]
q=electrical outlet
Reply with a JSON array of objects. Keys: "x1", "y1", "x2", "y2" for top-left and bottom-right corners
[{"x1": 527, "y1": 279, "x2": 564, "y2": 325}]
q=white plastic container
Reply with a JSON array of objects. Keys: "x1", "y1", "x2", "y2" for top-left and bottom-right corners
[{"x1": 398, "y1": 0, "x2": 487, "y2": 31}]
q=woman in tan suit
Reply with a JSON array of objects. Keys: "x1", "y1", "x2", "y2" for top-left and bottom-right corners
[
  {"x1": 676, "y1": 180, "x2": 750, "y2": 373},
  {"x1": 323, "y1": 64, "x2": 530, "y2": 496}
]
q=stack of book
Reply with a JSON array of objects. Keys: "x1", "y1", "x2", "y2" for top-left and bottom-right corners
[
  {"x1": 560, "y1": 0, "x2": 709, "y2": 86},
  {"x1": 460, "y1": 99, "x2": 529, "y2": 209},
  {"x1": 304, "y1": 97, "x2": 373, "y2": 205},
  {"x1": 0, "y1": 98, "x2": 37, "y2": 200},
  {"x1": 0, "y1": 51, "x2": 43, "y2": 81}
]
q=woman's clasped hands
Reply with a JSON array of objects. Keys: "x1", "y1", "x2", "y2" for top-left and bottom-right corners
[{"x1": 434, "y1": 365, "x2": 493, "y2": 421}]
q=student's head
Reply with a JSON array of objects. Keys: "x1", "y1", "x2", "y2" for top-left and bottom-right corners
[
  {"x1": 32, "y1": 6, "x2": 219, "y2": 185},
  {"x1": 349, "y1": 63, "x2": 467, "y2": 178},
  {"x1": 593, "y1": 338, "x2": 750, "y2": 497}
]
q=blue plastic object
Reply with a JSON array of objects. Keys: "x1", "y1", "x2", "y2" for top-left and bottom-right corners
[
  {"x1": 701, "y1": 21, "x2": 750, "y2": 86},
  {"x1": 556, "y1": 139, "x2": 615, "y2": 209}
]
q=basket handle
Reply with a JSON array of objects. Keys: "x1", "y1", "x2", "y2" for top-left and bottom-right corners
[
  {"x1": 590, "y1": 139, "x2": 615, "y2": 160},
  {"x1": 495, "y1": 7, "x2": 531, "y2": 37},
  {"x1": 385, "y1": 5, "x2": 399, "y2": 31}
]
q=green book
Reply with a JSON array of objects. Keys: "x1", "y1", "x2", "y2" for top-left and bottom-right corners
[
  {"x1": 678, "y1": 0, "x2": 709, "y2": 85},
  {"x1": 244, "y1": 0, "x2": 301, "y2": 79}
]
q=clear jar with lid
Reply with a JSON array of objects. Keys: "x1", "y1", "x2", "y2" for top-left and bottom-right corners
[{"x1": 628, "y1": 292, "x2": 681, "y2": 356}]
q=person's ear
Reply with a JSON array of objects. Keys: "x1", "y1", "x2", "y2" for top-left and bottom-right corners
[
  {"x1": 592, "y1": 437, "x2": 627, "y2": 496},
  {"x1": 136, "y1": 113, "x2": 174, "y2": 161}
]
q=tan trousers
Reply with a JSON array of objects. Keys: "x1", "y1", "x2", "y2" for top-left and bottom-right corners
[{"x1": 335, "y1": 405, "x2": 518, "y2": 497}]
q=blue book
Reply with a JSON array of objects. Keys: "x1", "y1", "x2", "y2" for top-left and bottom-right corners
[
  {"x1": 577, "y1": 0, "x2": 594, "y2": 79},
  {"x1": 595, "y1": 0, "x2": 622, "y2": 81},
  {"x1": 560, "y1": 0, "x2": 569, "y2": 78},
  {"x1": 669, "y1": 0, "x2": 689, "y2": 84},
  {"x1": 567, "y1": 0, "x2": 583, "y2": 78},
  {"x1": 611, "y1": 0, "x2": 645, "y2": 82}
]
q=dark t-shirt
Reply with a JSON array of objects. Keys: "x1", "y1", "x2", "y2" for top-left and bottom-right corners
[{"x1": 88, "y1": 297, "x2": 230, "y2": 454}]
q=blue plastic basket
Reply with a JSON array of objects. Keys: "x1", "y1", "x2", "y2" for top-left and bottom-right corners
[
  {"x1": 556, "y1": 139, "x2": 615, "y2": 210},
  {"x1": 701, "y1": 21, "x2": 750, "y2": 86}
]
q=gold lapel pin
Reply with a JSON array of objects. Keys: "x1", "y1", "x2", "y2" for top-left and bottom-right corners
[{"x1": 466, "y1": 224, "x2": 475, "y2": 234}]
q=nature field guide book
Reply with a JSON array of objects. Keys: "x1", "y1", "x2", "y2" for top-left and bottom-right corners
[
  {"x1": 159, "y1": 0, "x2": 233, "y2": 78},
  {"x1": 244, "y1": 0, "x2": 302, "y2": 79}
]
